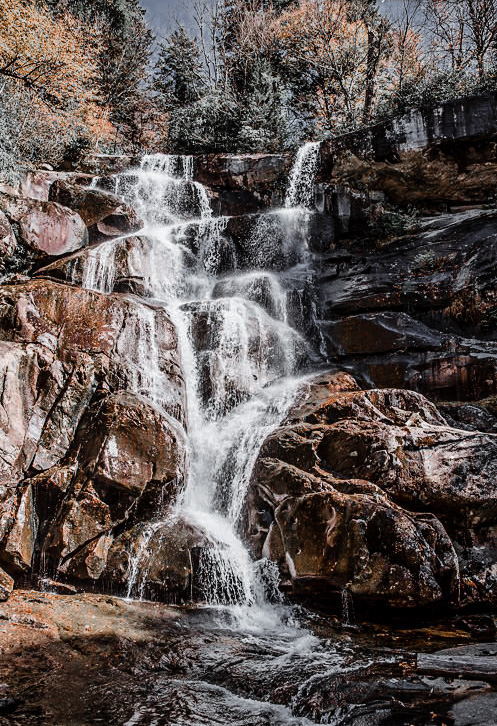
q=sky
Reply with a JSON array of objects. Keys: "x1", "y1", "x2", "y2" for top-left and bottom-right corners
[
  {"x1": 142, "y1": 0, "x2": 192, "y2": 37},
  {"x1": 141, "y1": 0, "x2": 419, "y2": 41}
]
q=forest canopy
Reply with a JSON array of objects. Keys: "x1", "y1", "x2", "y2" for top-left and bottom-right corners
[{"x1": 1, "y1": 0, "x2": 497, "y2": 175}]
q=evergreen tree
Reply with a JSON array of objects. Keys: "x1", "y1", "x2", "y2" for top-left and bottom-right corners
[
  {"x1": 154, "y1": 29, "x2": 205, "y2": 109},
  {"x1": 238, "y1": 58, "x2": 289, "y2": 151}
]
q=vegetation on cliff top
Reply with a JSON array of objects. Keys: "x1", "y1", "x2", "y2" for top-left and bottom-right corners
[{"x1": 1, "y1": 0, "x2": 497, "y2": 173}]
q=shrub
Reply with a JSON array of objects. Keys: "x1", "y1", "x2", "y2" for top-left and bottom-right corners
[
  {"x1": 368, "y1": 203, "x2": 419, "y2": 241},
  {"x1": 410, "y1": 250, "x2": 437, "y2": 272}
]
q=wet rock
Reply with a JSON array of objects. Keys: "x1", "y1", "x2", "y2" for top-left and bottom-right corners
[
  {"x1": 0, "y1": 279, "x2": 184, "y2": 426},
  {"x1": 35, "y1": 236, "x2": 154, "y2": 296},
  {"x1": 37, "y1": 578, "x2": 78, "y2": 594},
  {"x1": 327, "y1": 312, "x2": 443, "y2": 356},
  {"x1": 105, "y1": 516, "x2": 209, "y2": 600},
  {"x1": 320, "y1": 209, "x2": 497, "y2": 318},
  {"x1": 318, "y1": 209, "x2": 497, "y2": 402},
  {"x1": 438, "y1": 401, "x2": 497, "y2": 434},
  {"x1": 450, "y1": 692, "x2": 497, "y2": 726},
  {"x1": 43, "y1": 486, "x2": 113, "y2": 566},
  {"x1": 0, "y1": 279, "x2": 185, "y2": 587},
  {"x1": 0, "y1": 566, "x2": 14, "y2": 600},
  {"x1": 194, "y1": 153, "x2": 292, "y2": 210},
  {"x1": 30, "y1": 392, "x2": 187, "y2": 583}
]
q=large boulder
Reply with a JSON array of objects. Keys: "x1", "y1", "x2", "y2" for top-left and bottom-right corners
[
  {"x1": 0, "y1": 193, "x2": 88, "y2": 263},
  {"x1": 75, "y1": 392, "x2": 185, "y2": 501},
  {"x1": 49, "y1": 180, "x2": 142, "y2": 242},
  {"x1": 246, "y1": 372, "x2": 497, "y2": 609}
]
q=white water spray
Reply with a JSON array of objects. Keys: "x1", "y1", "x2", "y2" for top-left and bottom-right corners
[{"x1": 86, "y1": 149, "x2": 320, "y2": 612}]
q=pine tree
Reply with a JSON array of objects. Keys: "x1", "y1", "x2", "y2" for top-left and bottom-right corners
[
  {"x1": 239, "y1": 58, "x2": 289, "y2": 151},
  {"x1": 154, "y1": 29, "x2": 205, "y2": 109}
]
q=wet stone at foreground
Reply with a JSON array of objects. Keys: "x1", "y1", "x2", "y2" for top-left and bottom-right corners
[{"x1": 1, "y1": 590, "x2": 496, "y2": 726}]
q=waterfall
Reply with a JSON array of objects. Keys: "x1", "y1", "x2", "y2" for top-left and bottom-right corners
[
  {"x1": 284, "y1": 142, "x2": 321, "y2": 209},
  {"x1": 86, "y1": 149, "x2": 320, "y2": 610}
]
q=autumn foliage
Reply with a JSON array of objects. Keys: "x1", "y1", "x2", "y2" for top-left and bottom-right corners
[{"x1": 0, "y1": 0, "x2": 116, "y2": 171}]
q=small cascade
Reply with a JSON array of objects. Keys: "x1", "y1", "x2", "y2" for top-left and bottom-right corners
[
  {"x1": 86, "y1": 144, "x2": 322, "y2": 609},
  {"x1": 126, "y1": 521, "x2": 164, "y2": 600},
  {"x1": 284, "y1": 141, "x2": 321, "y2": 209},
  {"x1": 141, "y1": 153, "x2": 193, "y2": 179},
  {"x1": 81, "y1": 238, "x2": 118, "y2": 292},
  {"x1": 116, "y1": 153, "x2": 212, "y2": 225},
  {"x1": 212, "y1": 271, "x2": 288, "y2": 323}
]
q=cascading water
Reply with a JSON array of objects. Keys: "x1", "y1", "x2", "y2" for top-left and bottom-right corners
[
  {"x1": 285, "y1": 141, "x2": 321, "y2": 209},
  {"x1": 86, "y1": 147, "x2": 321, "y2": 611}
]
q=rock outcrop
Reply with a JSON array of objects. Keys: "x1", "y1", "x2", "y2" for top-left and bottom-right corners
[
  {"x1": 0, "y1": 277, "x2": 186, "y2": 594},
  {"x1": 319, "y1": 92, "x2": 497, "y2": 209},
  {"x1": 246, "y1": 371, "x2": 497, "y2": 610}
]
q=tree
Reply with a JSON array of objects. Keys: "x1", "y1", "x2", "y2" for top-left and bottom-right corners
[
  {"x1": 46, "y1": 0, "x2": 154, "y2": 142},
  {"x1": 0, "y1": 0, "x2": 114, "y2": 171},
  {"x1": 276, "y1": 0, "x2": 392, "y2": 134},
  {"x1": 349, "y1": 0, "x2": 391, "y2": 124},
  {"x1": 154, "y1": 28, "x2": 205, "y2": 109},
  {"x1": 0, "y1": 0, "x2": 98, "y2": 108},
  {"x1": 376, "y1": 0, "x2": 426, "y2": 114},
  {"x1": 238, "y1": 57, "x2": 289, "y2": 151},
  {"x1": 424, "y1": 0, "x2": 497, "y2": 80}
]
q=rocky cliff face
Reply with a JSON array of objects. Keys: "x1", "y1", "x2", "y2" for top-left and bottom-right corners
[{"x1": 1, "y1": 94, "x2": 497, "y2": 616}]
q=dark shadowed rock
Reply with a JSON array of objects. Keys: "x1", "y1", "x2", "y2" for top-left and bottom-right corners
[
  {"x1": 317, "y1": 209, "x2": 497, "y2": 402},
  {"x1": 0, "y1": 210, "x2": 16, "y2": 274},
  {"x1": 194, "y1": 153, "x2": 292, "y2": 212},
  {"x1": 319, "y1": 93, "x2": 497, "y2": 209},
  {"x1": 327, "y1": 312, "x2": 443, "y2": 355},
  {"x1": 104, "y1": 516, "x2": 210, "y2": 600}
]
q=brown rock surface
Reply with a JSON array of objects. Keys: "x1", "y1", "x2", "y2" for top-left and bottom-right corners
[
  {"x1": 0, "y1": 278, "x2": 186, "y2": 593},
  {"x1": 246, "y1": 372, "x2": 497, "y2": 609},
  {"x1": 0, "y1": 193, "x2": 88, "y2": 260},
  {"x1": 49, "y1": 179, "x2": 142, "y2": 240}
]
